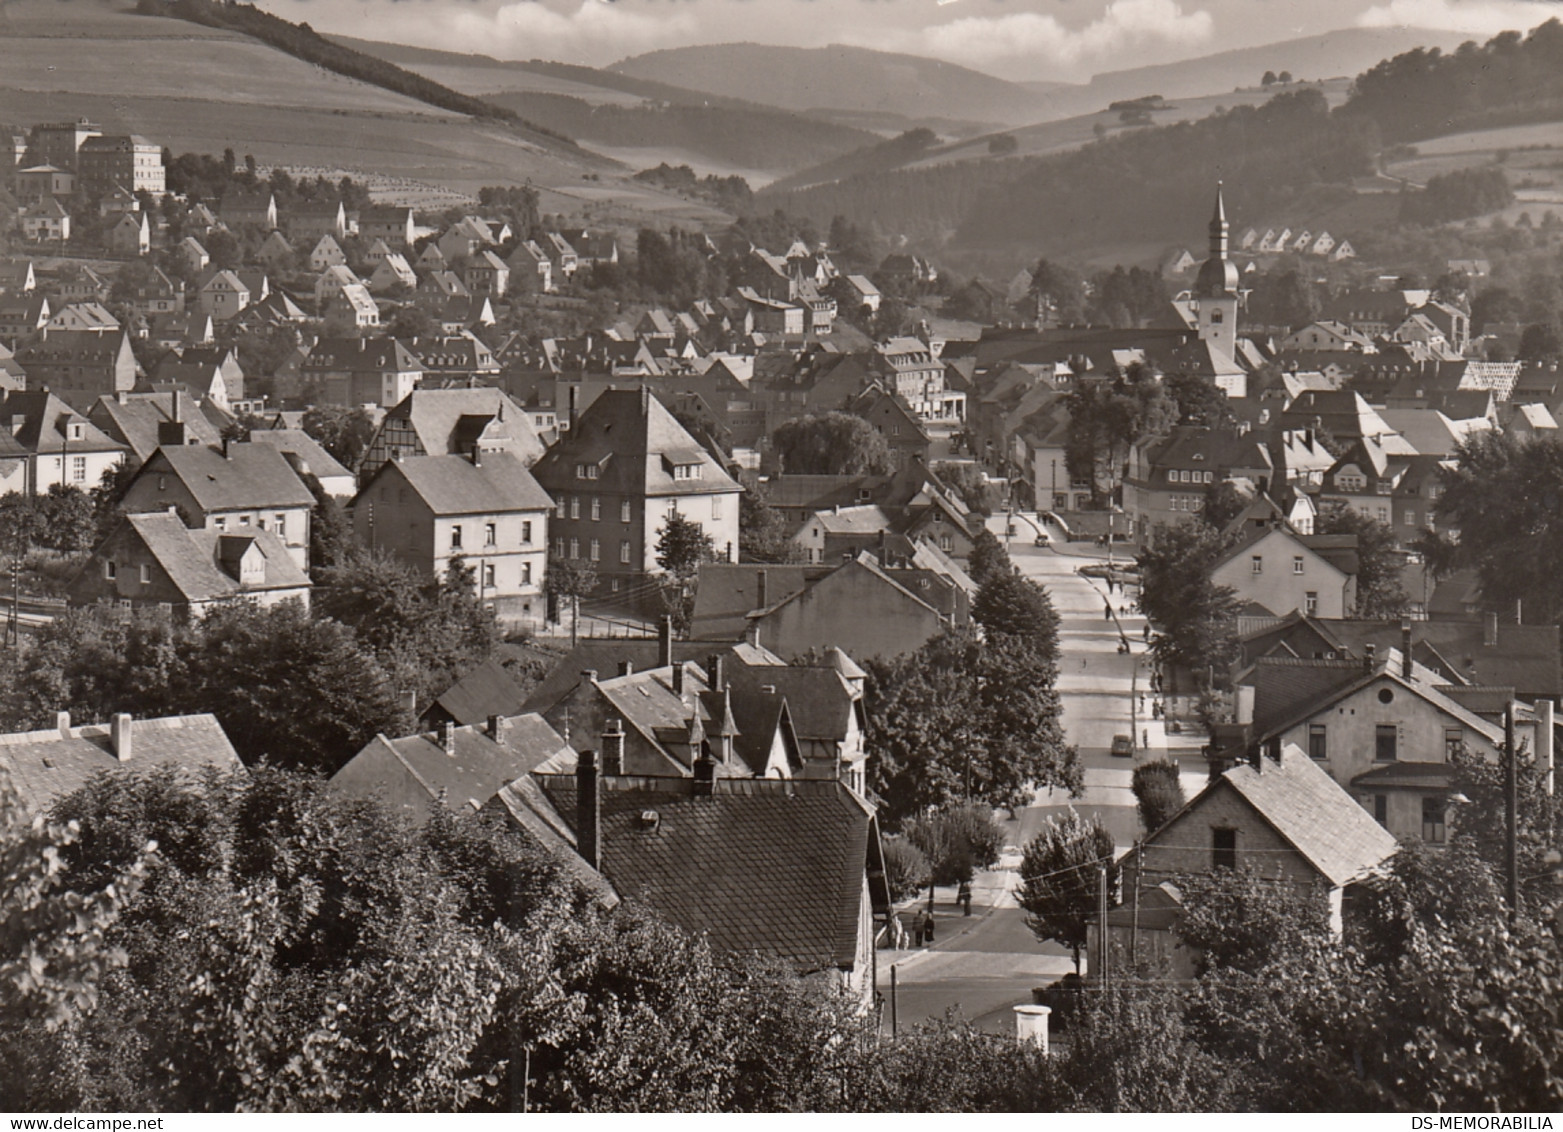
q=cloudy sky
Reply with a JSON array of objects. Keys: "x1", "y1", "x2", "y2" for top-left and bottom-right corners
[{"x1": 259, "y1": 0, "x2": 1561, "y2": 81}]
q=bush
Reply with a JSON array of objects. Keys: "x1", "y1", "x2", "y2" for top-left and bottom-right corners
[
  {"x1": 904, "y1": 803, "x2": 1006, "y2": 886},
  {"x1": 1131, "y1": 759, "x2": 1186, "y2": 833},
  {"x1": 881, "y1": 835, "x2": 932, "y2": 901}
]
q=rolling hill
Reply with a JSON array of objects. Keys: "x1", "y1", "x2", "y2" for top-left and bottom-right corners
[{"x1": 610, "y1": 43, "x2": 1051, "y2": 127}]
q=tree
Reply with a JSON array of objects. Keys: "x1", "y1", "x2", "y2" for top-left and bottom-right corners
[
  {"x1": 385, "y1": 304, "x2": 435, "y2": 340},
  {"x1": 931, "y1": 462, "x2": 996, "y2": 515},
  {"x1": 1314, "y1": 500, "x2": 1407, "y2": 618},
  {"x1": 1030, "y1": 259, "x2": 1087, "y2": 325},
  {"x1": 738, "y1": 490, "x2": 803, "y2": 564},
  {"x1": 1435, "y1": 432, "x2": 1563, "y2": 624},
  {"x1": 1261, "y1": 70, "x2": 1278, "y2": 86},
  {"x1": 1130, "y1": 758, "x2": 1185, "y2": 833},
  {"x1": 1200, "y1": 481, "x2": 1247, "y2": 532},
  {"x1": 1017, "y1": 810, "x2": 1117, "y2": 974},
  {"x1": 1277, "y1": 70, "x2": 1292, "y2": 83},
  {"x1": 1173, "y1": 867, "x2": 1333, "y2": 976},
  {"x1": 656, "y1": 512, "x2": 714, "y2": 583},
  {"x1": 772, "y1": 412, "x2": 894, "y2": 476},
  {"x1": 1164, "y1": 372, "x2": 1237, "y2": 429},
  {"x1": 1448, "y1": 741, "x2": 1563, "y2": 917},
  {"x1": 903, "y1": 803, "x2": 1005, "y2": 887},
  {"x1": 1064, "y1": 366, "x2": 1174, "y2": 504},
  {"x1": 301, "y1": 405, "x2": 377, "y2": 469},
  {"x1": 35, "y1": 486, "x2": 98, "y2": 555},
  {"x1": 880, "y1": 835, "x2": 931, "y2": 902},
  {"x1": 1135, "y1": 521, "x2": 1243, "y2": 680},
  {"x1": 966, "y1": 529, "x2": 1012, "y2": 588},
  {"x1": 864, "y1": 628, "x2": 1077, "y2": 823},
  {"x1": 987, "y1": 133, "x2": 1019, "y2": 156},
  {"x1": 972, "y1": 572, "x2": 1060, "y2": 661},
  {"x1": 0, "y1": 493, "x2": 45, "y2": 560}
]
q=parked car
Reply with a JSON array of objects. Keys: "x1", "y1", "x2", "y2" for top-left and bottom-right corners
[
  {"x1": 1110, "y1": 734, "x2": 1134, "y2": 758},
  {"x1": 1033, "y1": 533, "x2": 1051, "y2": 547}
]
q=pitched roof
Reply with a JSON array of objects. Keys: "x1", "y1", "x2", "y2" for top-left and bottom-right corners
[
  {"x1": 521, "y1": 640, "x2": 785, "y2": 713},
  {"x1": 364, "y1": 450, "x2": 553, "y2": 515},
  {"x1": 691, "y1": 563, "x2": 823, "y2": 641},
  {"x1": 535, "y1": 774, "x2": 876, "y2": 971},
  {"x1": 0, "y1": 713, "x2": 241, "y2": 814},
  {"x1": 426, "y1": 655, "x2": 537, "y2": 726},
  {"x1": 109, "y1": 511, "x2": 310, "y2": 602},
  {"x1": 243, "y1": 428, "x2": 352, "y2": 482},
  {"x1": 138, "y1": 441, "x2": 315, "y2": 512},
  {"x1": 380, "y1": 387, "x2": 544, "y2": 464},
  {"x1": 330, "y1": 713, "x2": 571, "y2": 823}
]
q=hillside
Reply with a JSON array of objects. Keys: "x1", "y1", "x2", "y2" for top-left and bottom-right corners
[
  {"x1": 0, "y1": 0, "x2": 739, "y2": 229},
  {"x1": 330, "y1": 36, "x2": 879, "y2": 179},
  {"x1": 610, "y1": 43, "x2": 1049, "y2": 126}
]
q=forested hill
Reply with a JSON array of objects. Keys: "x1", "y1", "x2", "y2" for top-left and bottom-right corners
[
  {"x1": 1339, "y1": 18, "x2": 1563, "y2": 141},
  {"x1": 133, "y1": 0, "x2": 574, "y2": 143},
  {"x1": 763, "y1": 88, "x2": 1375, "y2": 257}
]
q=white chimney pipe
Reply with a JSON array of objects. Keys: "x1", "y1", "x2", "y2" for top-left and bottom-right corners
[{"x1": 110, "y1": 713, "x2": 132, "y2": 762}]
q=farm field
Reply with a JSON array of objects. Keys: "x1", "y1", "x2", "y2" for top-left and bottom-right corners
[{"x1": 1383, "y1": 122, "x2": 1563, "y2": 220}]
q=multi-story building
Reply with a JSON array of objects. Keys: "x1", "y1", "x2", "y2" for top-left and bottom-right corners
[
  {"x1": 530, "y1": 389, "x2": 742, "y2": 602},
  {"x1": 15, "y1": 328, "x2": 138, "y2": 410},
  {"x1": 0, "y1": 389, "x2": 127, "y2": 496},
  {"x1": 302, "y1": 336, "x2": 425, "y2": 409},
  {"x1": 351, "y1": 449, "x2": 552, "y2": 625},
  {"x1": 75, "y1": 134, "x2": 164, "y2": 197}
]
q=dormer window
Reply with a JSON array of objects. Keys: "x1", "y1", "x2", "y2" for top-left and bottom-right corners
[{"x1": 69, "y1": 423, "x2": 83, "y2": 441}]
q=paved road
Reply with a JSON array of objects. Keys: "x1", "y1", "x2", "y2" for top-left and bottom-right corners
[{"x1": 882, "y1": 511, "x2": 1209, "y2": 1034}]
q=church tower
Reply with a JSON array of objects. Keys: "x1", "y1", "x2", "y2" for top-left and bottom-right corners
[{"x1": 1193, "y1": 183, "x2": 1240, "y2": 357}]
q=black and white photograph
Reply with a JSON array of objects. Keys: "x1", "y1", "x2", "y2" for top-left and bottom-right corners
[{"x1": 0, "y1": 0, "x2": 1561, "y2": 1115}]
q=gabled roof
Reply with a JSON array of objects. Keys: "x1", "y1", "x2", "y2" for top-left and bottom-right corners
[
  {"x1": 244, "y1": 428, "x2": 353, "y2": 483},
  {"x1": 136, "y1": 441, "x2": 315, "y2": 512},
  {"x1": 378, "y1": 387, "x2": 545, "y2": 465},
  {"x1": 691, "y1": 564, "x2": 824, "y2": 641},
  {"x1": 726, "y1": 658, "x2": 862, "y2": 745},
  {"x1": 89, "y1": 391, "x2": 222, "y2": 462},
  {"x1": 521, "y1": 639, "x2": 786, "y2": 714},
  {"x1": 105, "y1": 510, "x2": 309, "y2": 602},
  {"x1": 331, "y1": 713, "x2": 571, "y2": 823},
  {"x1": 304, "y1": 335, "x2": 425, "y2": 375},
  {"x1": 0, "y1": 712, "x2": 241, "y2": 815},
  {"x1": 426, "y1": 655, "x2": 537, "y2": 727},
  {"x1": 534, "y1": 774, "x2": 877, "y2": 971},
  {"x1": 0, "y1": 390, "x2": 125, "y2": 454},
  {"x1": 362, "y1": 450, "x2": 553, "y2": 516}
]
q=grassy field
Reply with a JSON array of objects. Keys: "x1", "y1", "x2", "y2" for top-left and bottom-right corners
[{"x1": 1383, "y1": 122, "x2": 1563, "y2": 221}]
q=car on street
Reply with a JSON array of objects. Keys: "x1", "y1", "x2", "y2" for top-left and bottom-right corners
[
  {"x1": 1110, "y1": 734, "x2": 1134, "y2": 758},
  {"x1": 1033, "y1": 533, "x2": 1050, "y2": 547}
]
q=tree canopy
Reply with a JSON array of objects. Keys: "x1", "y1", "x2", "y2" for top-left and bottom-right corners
[
  {"x1": 1016, "y1": 809, "x2": 1117, "y2": 974},
  {"x1": 772, "y1": 412, "x2": 894, "y2": 476},
  {"x1": 1135, "y1": 521, "x2": 1243, "y2": 680}
]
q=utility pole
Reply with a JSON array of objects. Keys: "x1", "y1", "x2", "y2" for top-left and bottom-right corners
[
  {"x1": 1097, "y1": 864, "x2": 1110, "y2": 991},
  {"x1": 1130, "y1": 841, "x2": 1142, "y2": 970},
  {"x1": 4, "y1": 557, "x2": 18, "y2": 649},
  {"x1": 1506, "y1": 699, "x2": 1519, "y2": 922}
]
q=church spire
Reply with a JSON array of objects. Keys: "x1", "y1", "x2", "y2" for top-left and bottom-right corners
[
  {"x1": 1208, "y1": 181, "x2": 1229, "y2": 259},
  {"x1": 1195, "y1": 181, "x2": 1238, "y2": 300}
]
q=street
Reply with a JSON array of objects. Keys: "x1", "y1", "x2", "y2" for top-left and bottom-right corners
[{"x1": 882, "y1": 510, "x2": 1209, "y2": 1034}]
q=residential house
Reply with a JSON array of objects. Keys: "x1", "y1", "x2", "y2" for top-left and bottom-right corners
[
  {"x1": 178, "y1": 236, "x2": 209, "y2": 275},
  {"x1": 47, "y1": 303, "x2": 118, "y2": 333},
  {"x1": 368, "y1": 253, "x2": 417, "y2": 294},
  {"x1": 357, "y1": 206, "x2": 416, "y2": 248},
  {"x1": 358, "y1": 386, "x2": 545, "y2": 485},
  {"x1": 871, "y1": 337, "x2": 963, "y2": 420},
  {"x1": 75, "y1": 134, "x2": 163, "y2": 196},
  {"x1": 197, "y1": 270, "x2": 250, "y2": 321},
  {"x1": 844, "y1": 275, "x2": 882, "y2": 315},
  {"x1": 123, "y1": 265, "x2": 184, "y2": 317},
  {"x1": 20, "y1": 198, "x2": 70, "y2": 242},
  {"x1": 0, "y1": 389, "x2": 126, "y2": 496},
  {"x1": 878, "y1": 253, "x2": 937, "y2": 290},
  {"x1": 0, "y1": 710, "x2": 241, "y2": 816},
  {"x1": 403, "y1": 333, "x2": 500, "y2": 385},
  {"x1": 326, "y1": 283, "x2": 380, "y2": 329},
  {"x1": 88, "y1": 389, "x2": 221, "y2": 464},
  {"x1": 463, "y1": 250, "x2": 510, "y2": 297},
  {"x1": 15, "y1": 328, "x2": 138, "y2": 410},
  {"x1": 556, "y1": 229, "x2": 617, "y2": 266},
  {"x1": 68, "y1": 509, "x2": 312, "y2": 617},
  {"x1": 254, "y1": 230, "x2": 294, "y2": 271},
  {"x1": 437, "y1": 216, "x2": 498, "y2": 263},
  {"x1": 109, "y1": 210, "x2": 150, "y2": 256},
  {"x1": 530, "y1": 389, "x2": 741, "y2": 600},
  {"x1": 1104, "y1": 744, "x2": 1397, "y2": 977},
  {"x1": 15, "y1": 166, "x2": 74, "y2": 203},
  {"x1": 302, "y1": 335, "x2": 426, "y2": 409},
  {"x1": 118, "y1": 441, "x2": 316, "y2": 570},
  {"x1": 491, "y1": 757, "x2": 887, "y2": 1005},
  {"x1": 544, "y1": 232, "x2": 579, "y2": 278},
  {"x1": 850, "y1": 385, "x2": 931, "y2": 464},
  {"x1": 245, "y1": 428, "x2": 356, "y2": 497},
  {"x1": 351, "y1": 450, "x2": 552, "y2": 624},
  {"x1": 286, "y1": 200, "x2": 347, "y2": 244},
  {"x1": 1280, "y1": 321, "x2": 1375, "y2": 352},
  {"x1": 332, "y1": 712, "x2": 572, "y2": 823},
  {"x1": 219, "y1": 190, "x2": 277, "y2": 232},
  {"x1": 1123, "y1": 426, "x2": 1275, "y2": 538},
  {"x1": 419, "y1": 269, "x2": 470, "y2": 299},
  {"x1": 417, "y1": 655, "x2": 541, "y2": 731},
  {"x1": 308, "y1": 233, "x2": 348, "y2": 272},
  {"x1": 1210, "y1": 524, "x2": 1356, "y2": 619},
  {"x1": 0, "y1": 293, "x2": 50, "y2": 342},
  {"x1": 506, "y1": 240, "x2": 553, "y2": 294}
]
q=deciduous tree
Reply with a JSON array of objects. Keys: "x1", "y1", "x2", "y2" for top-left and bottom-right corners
[
  {"x1": 1017, "y1": 810, "x2": 1117, "y2": 974},
  {"x1": 772, "y1": 412, "x2": 894, "y2": 476}
]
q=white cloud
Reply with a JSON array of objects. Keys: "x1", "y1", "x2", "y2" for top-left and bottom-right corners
[
  {"x1": 1356, "y1": 0, "x2": 1560, "y2": 36},
  {"x1": 851, "y1": 0, "x2": 1214, "y2": 71}
]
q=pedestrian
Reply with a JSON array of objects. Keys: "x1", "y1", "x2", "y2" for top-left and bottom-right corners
[
  {"x1": 1143, "y1": 623, "x2": 1150, "y2": 642},
  {"x1": 1081, "y1": 657, "x2": 1087, "y2": 670},
  {"x1": 1104, "y1": 602, "x2": 1112, "y2": 621},
  {"x1": 1142, "y1": 728, "x2": 1149, "y2": 749},
  {"x1": 1107, "y1": 576, "x2": 1116, "y2": 594},
  {"x1": 958, "y1": 881, "x2": 972, "y2": 917}
]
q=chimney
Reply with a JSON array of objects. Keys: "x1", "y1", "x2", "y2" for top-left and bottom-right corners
[
  {"x1": 755, "y1": 568, "x2": 768, "y2": 610},
  {"x1": 401, "y1": 688, "x2": 417, "y2": 716},
  {"x1": 706, "y1": 654, "x2": 724, "y2": 693},
  {"x1": 1363, "y1": 643, "x2": 1376, "y2": 673},
  {"x1": 221, "y1": 434, "x2": 232, "y2": 459},
  {"x1": 581, "y1": 669, "x2": 598, "y2": 685},
  {"x1": 744, "y1": 621, "x2": 761, "y2": 649},
  {"x1": 602, "y1": 717, "x2": 625, "y2": 775},
  {"x1": 693, "y1": 747, "x2": 716, "y2": 796},
  {"x1": 157, "y1": 419, "x2": 187, "y2": 447},
  {"x1": 1401, "y1": 619, "x2": 1413, "y2": 680},
  {"x1": 672, "y1": 663, "x2": 685, "y2": 697},
  {"x1": 441, "y1": 719, "x2": 457, "y2": 755},
  {"x1": 488, "y1": 713, "x2": 512, "y2": 745},
  {"x1": 1484, "y1": 611, "x2": 1499, "y2": 648},
  {"x1": 1234, "y1": 684, "x2": 1254, "y2": 726},
  {"x1": 576, "y1": 748, "x2": 601, "y2": 870},
  {"x1": 568, "y1": 384, "x2": 579, "y2": 431},
  {"x1": 1266, "y1": 735, "x2": 1282, "y2": 765},
  {"x1": 618, "y1": 660, "x2": 634, "y2": 678},
  {"x1": 56, "y1": 711, "x2": 70, "y2": 738},
  {"x1": 658, "y1": 614, "x2": 673, "y2": 668},
  {"x1": 110, "y1": 713, "x2": 132, "y2": 762}
]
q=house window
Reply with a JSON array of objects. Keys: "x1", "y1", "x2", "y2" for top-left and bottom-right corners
[
  {"x1": 102, "y1": 560, "x2": 116, "y2": 580},
  {"x1": 555, "y1": 499, "x2": 566, "y2": 520},
  {"x1": 591, "y1": 497, "x2": 601, "y2": 522},
  {"x1": 1445, "y1": 727, "x2": 1463, "y2": 759},
  {"x1": 1404, "y1": 510, "x2": 1417, "y2": 527},
  {"x1": 520, "y1": 562, "x2": 531, "y2": 585},
  {"x1": 610, "y1": 578, "x2": 620, "y2": 593},
  {"x1": 482, "y1": 563, "x2": 495, "y2": 588},
  {"x1": 1292, "y1": 556, "x2": 1304, "y2": 575},
  {"x1": 1422, "y1": 796, "x2": 1446, "y2": 843},
  {"x1": 451, "y1": 524, "x2": 463, "y2": 550},
  {"x1": 712, "y1": 495, "x2": 722, "y2": 520},
  {"x1": 239, "y1": 515, "x2": 251, "y2": 527},
  {"x1": 214, "y1": 516, "x2": 227, "y2": 532},
  {"x1": 569, "y1": 537, "x2": 579, "y2": 559},
  {"x1": 620, "y1": 540, "x2": 631, "y2": 565},
  {"x1": 621, "y1": 499, "x2": 632, "y2": 523},
  {"x1": 589, "y1": 538, "x2": 600, "y2": 562},
  {"x1": 70, "y1": 455, "x2": 86, "y2": 483},
  {"x1": 1374, "y1": 794, "x2": 1388, "y2": 825},
  {"x1": 569, "y1": 497, "x2": 580, "y2": 520},
  {"x1": 1251, "y1": 556, "x2": 1263, "y2": 574},
  {"x1": 484, "y1": 522, "x2": 496, "y2": 546},
  {"x1": 1308, "y1": 723, "x2": 1327, "y2": 760},
  {"x1": 554, "y1": 537, "x2": 565, "y2": 557},
  {"x1": 1305, "y1": 591, "x2": 1318, "y2": 615},
  {"x1": 1377, "y1": 506, "x2": 1389, "y2": 523},
  {"x1": 939, "y1": 534, "x2": 953, "y2": 552},
  {"x1": 1212, "y1": 828, "x2": 1237, "y2": 871},
  {"x1": 1375, "y1": 724, "x2": 1397, "y2": 762},
  {"x1": 521, "y1": 520, "x2": 532, "y2": 544}
]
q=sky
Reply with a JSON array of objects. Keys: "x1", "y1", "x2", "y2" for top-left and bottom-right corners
[{"x1": 259, "y1": 0, "x2": 1563, "y2": 81}]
